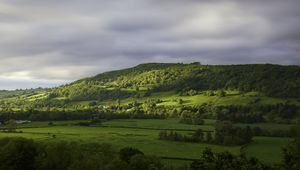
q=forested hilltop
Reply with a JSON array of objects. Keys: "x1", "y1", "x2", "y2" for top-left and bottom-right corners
[{"x1": 54, "y1": 63, "x2": 300, "y2": 100}]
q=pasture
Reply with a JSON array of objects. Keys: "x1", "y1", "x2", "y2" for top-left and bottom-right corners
[
  {"x1": 97, "y1": 90, "x2": 300, "y2": 107},
  {"x1": 0, "y1": 118, "x2": 292, "y2": 166}
]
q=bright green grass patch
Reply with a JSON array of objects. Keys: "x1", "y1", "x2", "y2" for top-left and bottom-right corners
[
  {"x1": 58, "y1": 89, "x2": 300, "y2": 108},
  {"x1": 105, "y1": 90, "x2": 300, "y2": 107}
]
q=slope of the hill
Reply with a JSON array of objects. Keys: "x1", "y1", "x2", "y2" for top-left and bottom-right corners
[
  {"x1": 1, "y1": 63, "x2": 299, "y2": 110},
  {"x1": 50, "y1": 63, "x2": 300, "y2": 101}
]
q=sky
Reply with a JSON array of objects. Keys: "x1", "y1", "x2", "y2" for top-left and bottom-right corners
[{"x1": 0, "y1": 0, "x2": 299, "y2": 90}]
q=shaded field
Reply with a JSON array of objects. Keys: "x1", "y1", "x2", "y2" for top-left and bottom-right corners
[
  {"x1": 0, "y1": 126, "x2": 240, "y2": 160},
  {"x1": 243, "y1": 137, "x2": 292, "y2": 164},
  {"x1": 102, "y1": 119, "x2": 215, "y2": 131},
  {"x1": 0, "y1": 119, "x2": 292, "y2": 165},
  {"x1": 235, "y1": 122, "x2": 293, "y2": 130}
]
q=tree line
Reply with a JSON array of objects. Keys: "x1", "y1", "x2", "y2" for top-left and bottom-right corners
[
  {"x1": 159, "y1": 129, "x2": 213, "y2": 144},
  {"x1": 159, "y1": 121, "x2": 253, "y2": 146},
  {"x1": 0, "y1": 138, "x2": 164, "y2": 170},
  {"x1": 1, "y1": 102, "x2": 299, "y2": 124}
]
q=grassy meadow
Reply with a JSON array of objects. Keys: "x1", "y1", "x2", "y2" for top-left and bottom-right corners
[
  {"x1": 0, "y1": 118, "x2": 292, "y2": 166},
  {"x1": 68, "y1": 90, "x2": 300, "y2": 108}
]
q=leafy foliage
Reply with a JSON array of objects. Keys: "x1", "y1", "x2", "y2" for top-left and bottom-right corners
[
  {"x1": 190, "y1": 148, "x2": 272, "y2": 170},
  {"x1": 0, "y1": 138, "x2": 164, "y2": 170}
]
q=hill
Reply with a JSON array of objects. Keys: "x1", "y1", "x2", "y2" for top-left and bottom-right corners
[
  {"x1": 50, "y1": 63, "x2": 300, "y2": 100},
  {"x1": 0, "y1": 63, "x2": 300, "y2": 122},
  {"x1": 1, "y1": 63, "x2": 300, "y2": 106},
  {"x1": 1, "y1": 63, "x2": 300, "y2": 168}
]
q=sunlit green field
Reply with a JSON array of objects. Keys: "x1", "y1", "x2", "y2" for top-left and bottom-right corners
[
  {"x1": 74, "y1": 90, "x2": 300, "y2": 108},
  {"x1": 0, "y1": 118, "x2": 292, "y2": 166}
]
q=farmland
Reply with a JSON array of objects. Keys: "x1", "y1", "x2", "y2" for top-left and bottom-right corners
[
  {"x1": 0, "y1": 118, "x2": 292, "y2": 166},
  {"x1": 0, "y1": 63, "x2": 299, "y2": 169}
]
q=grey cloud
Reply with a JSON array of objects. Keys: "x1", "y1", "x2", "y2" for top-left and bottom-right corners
[
  {"x1": 0, "y1": 0, "x2": 299, "y2": 89},
  {"x1": 0, "y1": 77, "x2": 68, "y2": 90}
]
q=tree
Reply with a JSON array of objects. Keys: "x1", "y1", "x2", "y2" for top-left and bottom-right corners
[
  {"x1": 283, "y1": 140, "x2": 300, "y2": 167},
  {"x1": 116, "y1": 99, "x2": 121, "y2": 107},
  {"x1": 178, "y1": 99, "x2": 184, "y2": 105},
  {"x1": 0, "y1": 138, "x2": 38, "y2": 170},
  {"x1": 35, "y1": 142, "x2": 79, "y2": 170},
  {"x1": 217, "y1": 90, "x2": 226, "y2": 97},
  {"x1": 192, "y1": 129, "x2": 204, "y2": 142},
  {"x1": 105, "y1": 159, "x2": 129, "y2": 170},
  {"x1": 119, "y1": 147, "x2": 144, "y2": 163},
  {"x1": 214, "y1": 121, "x2": 253, "y2": 145},
  {"x1": 89, "y1": 101, "x2": 97, "y2": 106},
  {"x1": 206, "y1": 131, "x2": 213, "y2": 143},
  {"x1": 283, "y1": 136, "x2": 300, "y2": 170},
  {"x1": 190, "y1": 147, "x2": 269, "y2": 170},
  {"x1": 129, "y1": 155, "x2": 164, "y2": 170},
  {"x1": 6, "y1": 119, "x2": 17, "y2": 132}
]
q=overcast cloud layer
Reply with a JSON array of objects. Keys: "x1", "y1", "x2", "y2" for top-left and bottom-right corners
[{"x1": 0, "y1": 0, "x2": 300, "y2": 89}]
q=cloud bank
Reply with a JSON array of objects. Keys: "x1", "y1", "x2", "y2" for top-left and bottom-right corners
[{"x1": 0, "y1": 0, "x2": 299, "y2": 89}]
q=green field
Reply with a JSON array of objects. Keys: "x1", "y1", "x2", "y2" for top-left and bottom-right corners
[
  {"x1": 98, "y1": 90, "x2": 300, "y2": 107},
  {"x1": 0, "y1": 119, "x2": 292, "y2": 166},
  {"x1": 243, "y1": 137, "x2": 292, "y2": 164}
]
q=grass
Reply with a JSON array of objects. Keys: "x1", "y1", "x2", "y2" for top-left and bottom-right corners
[
  {"x1": 0, "y1": 125, "x2": 240, "y2": 160},
  {"x1": 243, "y1": 137, "x2": 292, "y2": 164},
  {"x1": 102, "y1": 119, "x2": 215, "y2": 131},
  {"x1": 235, "y1": 122, "x2": 293, "y2": 130},
  {"x1": 0, "y1": 118, "x2": 293, "y2": 166},
  {"x1": 98, "y1": 90, "x2": 300, "y2": 107},
  {"x1": 2, "y1": 89, "x2": 299, "y2": 111},
  {"x1": 15, "y1": 120, "x2": 90, "y2": 128}
]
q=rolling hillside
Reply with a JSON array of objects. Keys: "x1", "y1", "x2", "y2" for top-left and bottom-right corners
[{"x1": 1, "y1": 63, "x2": 300, "y2": 109}]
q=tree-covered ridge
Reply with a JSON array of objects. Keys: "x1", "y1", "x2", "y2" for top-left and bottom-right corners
[
  {"x1": 52, "y1": 63, "x2": 300, "y2": 100},
  {"x1": 81, "y1": 63, "x2": 182, "y2": 83},
  {"x1": 1, "y1": 63, "x2": 299, "y2": 111}
]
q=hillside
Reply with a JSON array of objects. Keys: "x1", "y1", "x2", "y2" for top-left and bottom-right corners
[
  {"x1": 1, "y1": 63, "x2": 300, "y2": 109},
  {"x1": 56, "y1": 63, "x2": 300, "y2": 99},
  {"x1": 1, "y1": 63, "x2": 300, "y2": 168}
]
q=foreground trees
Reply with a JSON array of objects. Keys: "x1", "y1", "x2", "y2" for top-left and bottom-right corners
[
  {"x1": 0, "y1": 138, "x2": 164, "y2": 170},
  {"x1": 282, "y1": 139, "x2": 300, "y2": 170},
  {"x1": 0, "y1": 136, "x2": 299, "y2": 170},
  {"x1": 190, "y1": 148, "x2": 271, "y2": 170},
  {"x1": 0, "y1": 138, "x2": 37, "y2": 170},
  {"x1": 282, "y1": 124, "x2": 300, "y2": 170}
]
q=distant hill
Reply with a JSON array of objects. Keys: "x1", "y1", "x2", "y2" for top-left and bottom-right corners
[
  {"x1": 52, "y1": 63, "x2": 300, "y2": 100},
  {"x1": 1, "y1": 63, "x2": 299, "y2": 109}
]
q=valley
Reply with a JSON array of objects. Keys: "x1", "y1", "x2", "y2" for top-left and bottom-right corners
[{"x1": 0, "y1": 63, "x2": 299, "y2": 169}]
